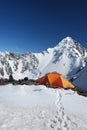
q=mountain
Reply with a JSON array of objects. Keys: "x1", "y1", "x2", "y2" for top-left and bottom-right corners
[
  {"x1": 0, "y1": 37, "x2": 87, "y2": 80},
  {"x1": 35, "y1": 37, "x2": 87, "y2": 78}
]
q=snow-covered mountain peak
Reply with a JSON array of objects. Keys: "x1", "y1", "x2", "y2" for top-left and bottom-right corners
[
  {"x1": 58, "y1": 36, "x2": 74, "y2": 46},
  {"x1": 57, "y1": 37, "x2": 79, "y2": 50},
  {"x1": 61, "y1": 36, "x2": 73, "y2": 43},
  {"x1": 65, "y1": 36, "x2": 73, "y2": 41},
  {"x1": 56, "y1": 37, "x2": 87, "y2": 58},
  {"x1": 35, "y1": 37, "x2": 87, "y2": 77}
]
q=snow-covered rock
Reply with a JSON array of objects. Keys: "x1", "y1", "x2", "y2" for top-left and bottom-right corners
[{"x1": 0, "y1": 52, "x2": 39, "y2": 79}]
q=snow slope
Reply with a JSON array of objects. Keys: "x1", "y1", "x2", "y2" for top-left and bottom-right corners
[{"x1": 0, "y1": 84, "x2": 87, "y2": 130}]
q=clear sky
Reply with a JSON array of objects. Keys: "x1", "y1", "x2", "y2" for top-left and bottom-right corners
[{"x1": 0, "y1": 0, "x2": 87, "y2": 53}]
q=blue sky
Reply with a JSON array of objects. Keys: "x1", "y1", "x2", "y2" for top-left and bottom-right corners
[{"x1": 0, "y1": 0, "x2": 87, "y2": 53}]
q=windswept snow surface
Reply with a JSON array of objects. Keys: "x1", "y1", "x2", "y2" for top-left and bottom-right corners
[{"x1": 0, "y1": 85, "x2": 87, "y2": 130}]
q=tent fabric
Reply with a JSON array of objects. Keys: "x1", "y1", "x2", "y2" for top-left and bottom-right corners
[{"x1": 36, "y1": 72, "x2": 75, "y2": 89}]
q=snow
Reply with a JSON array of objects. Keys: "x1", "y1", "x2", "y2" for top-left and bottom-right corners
[
  {"x1": 35, "y1": 50, "x2": 54, "y2": 72},
  {"x1": 65, "y1": 36, "x2": 73, "y2": 41},
  {"x1": 0, "y1": 84, "x2": 87, "y2": 130}
]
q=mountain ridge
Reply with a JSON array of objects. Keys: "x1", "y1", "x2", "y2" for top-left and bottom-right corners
[{"x1": 0, "y1": 37, "x2": 87, "y2": 80}]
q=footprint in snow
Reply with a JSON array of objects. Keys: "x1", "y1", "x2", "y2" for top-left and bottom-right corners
[
  {"x1": 49, "y1": 90, "x2": 77, "y2": 130},
  {"x1": 33, "y1": 89, "x2": 42, "y2": 92}
]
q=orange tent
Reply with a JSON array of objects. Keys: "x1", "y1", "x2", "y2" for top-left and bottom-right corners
[{"x1": 36, "y1": 72, "x2": 75, "y2": 89}]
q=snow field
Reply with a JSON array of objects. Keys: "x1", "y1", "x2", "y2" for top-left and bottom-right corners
[{"x1": 0, "y1": 85, "x2": 87, "y2": 130}]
